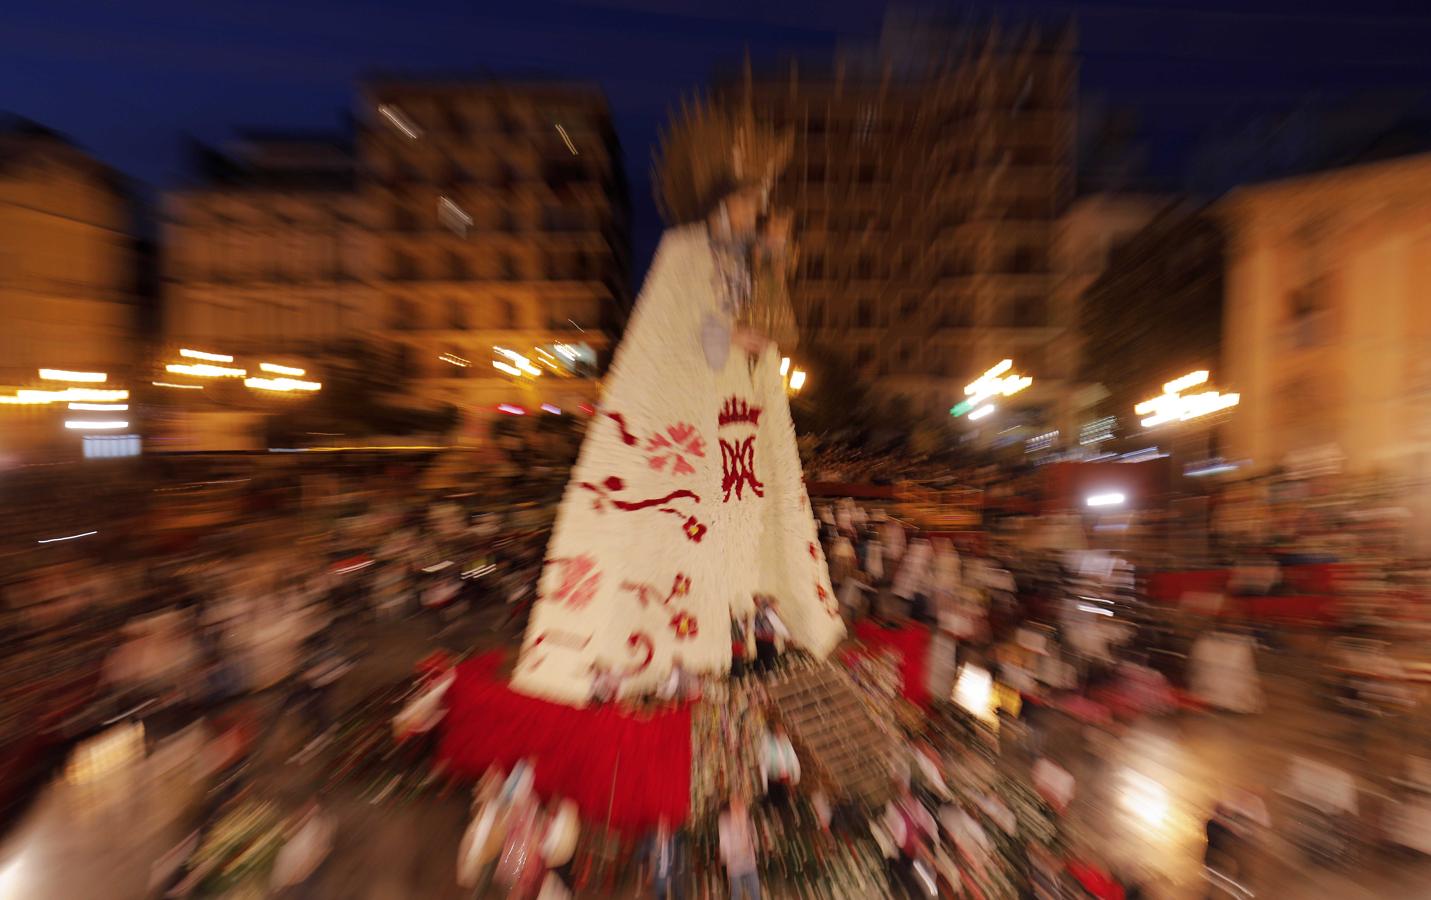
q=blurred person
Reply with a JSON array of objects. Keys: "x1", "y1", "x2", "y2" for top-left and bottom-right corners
[
  {"x1": 760, "y1": 721, "x2": 800, "y2": 809},
  {"x1": 1032, "y1": 755, "x2": 1076, "y2": 815},
  {"x1": 828, "y1": 532, "x2": 857, "y2": 584},
  {"x1": 718, "y1": 795, "x2": 761, "y2": 900},
  {"x1": 930, "y1": 539, "x2": 961, "y2": 615},
  {"x1": 837, "y1": 568, "x2": 873, "y2": 622},
  {"x1": 643, "y1": 816, "x2": 689, "y2": 900},
  {"x1": 752, "y1": 595, "x2": 790, "y2": 672},
  {"x1": 893, "y1": 537, "x2": 934, "y2": 623},
  {"x1": 658, "y1": 656, "x2": 700, "y2": 703},
  {"x1": 540, "y1": 797, "x2": 580, "y2": 895},
  {"x1": 730, "y1": 614, "x2": 752, "y2": 679},
  {"x1": 458, "y1": 768, "x2": 510, "y2": 892},
  {"x1": 883, "y1": 780, "x2": 937, "y2": 898},
  {"x1": 287, "y1": 632, "x2": 353, "y2": 757},
  {"x1": 882, "y1": 518, "x2": 907, "y2": 572},
  {"x1": 270, "y1": 801, "x2": 336, "y2": 893},
  {"x1": 589, "y1": 664, "x2": 622, "y2": 705},
  {"x1": 1189, "y1": 626, "x2": 1265, "y2": 714},
  {"x1": 862, "y1": 529, "x2": 885, "y2": 584}
]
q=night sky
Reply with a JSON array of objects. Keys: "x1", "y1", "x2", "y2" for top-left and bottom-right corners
[{"x1": 5, "y1": 0, "x2": 1431, "y2": 273}]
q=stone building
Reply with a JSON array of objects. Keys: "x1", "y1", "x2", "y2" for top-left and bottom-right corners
[
  {"x1": 0, "y1": 118, "x2": 141, "y2": 460},
  {"x1": 718, "y1": 17, "x2": 1076, "y2": 430},
  {"x1": 162, "y1": 78, "x2": 629, "y2": 419},
  {"x1": 1221, "y1": 153, "x2": 1431, "y2": 480},
  {"x1": 162, "y1": 133, "x2": 373, "y2": 358},
  {"x1": 359, "y1": 77, "x2": 628, "y2": 414},
  {"x1": 0, "y1": 118, "x2": 139, "y2": 380}
]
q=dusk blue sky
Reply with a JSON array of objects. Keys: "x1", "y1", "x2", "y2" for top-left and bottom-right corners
[{"x1": 5, "y1": 0, "x2": 1431, "y2": 271}]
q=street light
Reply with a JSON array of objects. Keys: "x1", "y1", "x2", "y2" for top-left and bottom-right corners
[
  {"x1": 954, "y1": 358, "x2": 1032, "y2": 416},
  {"x1": 1135, "y1": 369, "x2": 1239, "y2": 428}
]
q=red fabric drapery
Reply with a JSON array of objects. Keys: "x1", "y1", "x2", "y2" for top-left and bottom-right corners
[
  {"x1": 852, "y1": 621, "x2": 932, "y2": 708},
  {"x1": 436, "y1": 653, "x2": 691, "y2": 835}
]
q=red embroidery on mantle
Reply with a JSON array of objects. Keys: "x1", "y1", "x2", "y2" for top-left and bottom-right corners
[
  {"x1": 680, "y1": 515, "x2": 708, "y2": 542},
  {"x1": 620, "y1": 573, "x2": 692, "y2": 608},
  {"x1": 669, "y1": 610, "x2": 699, "y2": 639},
  {"x1": 624, "y1": 631, "x2": 654, "y2": 674},
  {"x1": 521, "y1": 629, "x2": 592, "y2": 672},
  {"x1": 645, "y1": 422, "x2": 705, "y2": 476},
  {"x1": 720, "y1": 436, "x2": 765, "y2": 502},
  {"x1": 549, "y1": 555, "x2": 600, "y2": 609},
  {"x1": 718, "y1": 397, "x2": 762, "y2": 428},
  {"x1": 578, "y1": 478, "x2": 700, "y2": 512},
  {"x1": 530, "y1": 630, "x2": 591, "y2": 652},
  {"x1": 604, "y1": 411, "x2": 639, "y2": 446}
]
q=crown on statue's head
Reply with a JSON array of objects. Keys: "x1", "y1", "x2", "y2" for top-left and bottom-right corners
[{"x1": 719, "y1": 397, "x2": 762, "y2": 428}]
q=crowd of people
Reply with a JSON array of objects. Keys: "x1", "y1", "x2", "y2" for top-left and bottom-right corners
[{"x1": 4, "y1": 436, "x2": 1431, "y2": 897}]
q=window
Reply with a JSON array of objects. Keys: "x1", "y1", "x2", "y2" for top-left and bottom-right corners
[
  {"x1": 804, "y1": 302, "x2": 824, "y2": 329},
  {"x1": 448, "y1": 299, "x2": 468, "y2": 329},
  {"x1": 447, "y1": 159, "x2": 472, "y2": 184},
  {"x1": 856, "y1": 345, "x2": 874, "y2": 368},
  {"x1": 448, "y1": 251, "x2": 470, "y2": 281},
  {"x1": 391, "y1": 250, "x2": 418, "y2": 281},
  {"x1": 1010, "y1": 296, "x2": 1047, "y2": 328},
  {"x1": 938, "y1": 303, "x2": 970, "y2": 329},
  {"x1": 499, "y1": 252, "x2": 518, "y2": 280},
  {"x1": 1004, "y1": 246, "x2": 1046, "y2": 275},
  {"x1": 899, "y1": 295, "x2": 920, "y2": 321},
  {"x1": 499, "y1": 298, "x2": 518, "y2": 329},
  {"x1": 1286, "y1": 277, "x2": 1331, "y2": 349},
  {"x1": 390, "y1": 296, "x2": 417, "y2": 330},
  {"x1": 857, "y1": 299, "x2": 874, "y2": 328},
  {"x1": 445, "y1": 103, "x2": 468, "y2": 138}
]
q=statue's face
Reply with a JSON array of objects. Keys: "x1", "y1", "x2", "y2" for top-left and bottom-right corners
[{"x1": 719, "y1": 186, "x2": 763, "y2": 238}]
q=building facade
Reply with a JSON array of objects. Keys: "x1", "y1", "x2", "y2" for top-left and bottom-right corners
[
  {"x1": 721, "y1": 19, "x2": 1076, "y2": 430},
  {"x1": 359, "y1": 78, "x2": 628, "y2": 414},
  {"x1": 163, "y1": 134, "x2": 374, "y2": 358},
  {"x1": 1222, "y1": 153, "x2": 1431, "y2": 480},
  {"x1": 0, "y1": 120, "x2": 138, "y2": 380},
  {"x1": 0, "y1": 119, "x2": 141, "y2": 460},
  {"x1": 1052, "y1": 193, "x2": 1168, "y2": 440},
  {"x1": 162, "y1": 79, "x2": 629, "y2": 420},
  {"x1": 1076, "y1": 201, "x2": 1224, "y2": 434}
]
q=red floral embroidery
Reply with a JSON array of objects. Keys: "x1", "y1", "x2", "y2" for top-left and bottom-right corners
[
  {"x1": 646, "y1": 422, "x2": 706, "y2": 476},
  {"x1": 669, "y1": 610, "x2": 699, "y2": 639},
  {"x1": 808, "y1": 542, "x2": 818, "y2": 560},
  {"x1": 550, "y1": 555, "x2": 600, "y2": 609},
  {"x1": 682, "y1": 516, "x2": 708, "y2": 543}
]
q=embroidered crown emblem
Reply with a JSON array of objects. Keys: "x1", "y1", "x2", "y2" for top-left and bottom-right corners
[{"x1": 718, "y1": 396, "x2": 762, "y2": 428}]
